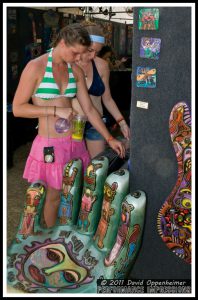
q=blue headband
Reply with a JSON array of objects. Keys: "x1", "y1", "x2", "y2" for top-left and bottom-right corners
[{"x1": 89, "y1": 34, "x2": 105, "y2": 44}]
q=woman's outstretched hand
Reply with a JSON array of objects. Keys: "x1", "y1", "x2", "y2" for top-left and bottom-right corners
[
  {"x1": 108, "y1": 138, "x2": 126, "y2": 159},
  {"x1": 120, "y1": 122, "x2": 130, "y2": 141}
]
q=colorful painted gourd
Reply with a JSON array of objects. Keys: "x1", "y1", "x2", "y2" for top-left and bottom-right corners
[
  {"x1": 7, "y1": 160, "x2": 147, "y2": 293},
  {"x1": 157, "y1": 102, "x2": 191, "y2": 263}
]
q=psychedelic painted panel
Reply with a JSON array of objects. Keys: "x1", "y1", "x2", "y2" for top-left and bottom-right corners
[
  {"x1": 157, "y1": 102, "x2": 191, "y2": 264},
  {"x1": 136, "y1": 67, "x2": 156, "y2": 88},
  {"x1": 138, "y1": 8, "x2": 159, "y2": 30},
  {"x1": 140, "y1": 37, "x2": 161, "y2": 59}
]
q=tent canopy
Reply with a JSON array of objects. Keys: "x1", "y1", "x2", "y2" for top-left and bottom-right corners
[{"x1": 32, "y1": 5, "x2": 133, "y2": 24}]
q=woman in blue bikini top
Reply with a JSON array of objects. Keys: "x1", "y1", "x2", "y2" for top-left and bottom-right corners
[{"x1": 72, "y1": 21, "x2": 130, "y2": 158}]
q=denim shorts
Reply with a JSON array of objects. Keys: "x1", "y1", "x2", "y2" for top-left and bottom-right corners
[{"x1": 84, "y1": 118, "x2": 106, "y2": 141}]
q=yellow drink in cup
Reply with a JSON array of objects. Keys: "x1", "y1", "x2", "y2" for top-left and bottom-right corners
[{"x1": 72, "y1": 115, "x2": 87, "y2": 141}]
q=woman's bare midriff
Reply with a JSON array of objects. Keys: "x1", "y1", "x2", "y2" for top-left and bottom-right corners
[
  {"x1": 33, "y1": 96, "x2": 73, "y2": 138},
  {"x1": 72, "y1": 94, "x2": 103, "y2": 117}
]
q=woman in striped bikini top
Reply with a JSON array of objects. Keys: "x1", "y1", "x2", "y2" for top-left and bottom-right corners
[{"x1": 33, "y1": 48, "x2": 77, "y2": 100}]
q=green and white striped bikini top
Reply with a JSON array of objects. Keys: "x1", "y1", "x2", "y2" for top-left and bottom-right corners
[{"x1": 33, "y1": 48, "x2": 77, "y2": 100}]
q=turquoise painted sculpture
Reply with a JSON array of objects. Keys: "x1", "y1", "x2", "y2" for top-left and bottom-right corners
[
  {"x1": 14, "y1": 180, "x2": 46, "y2": 241},
  {"x1": 77, "y1": 156, "x2": 109, "y2": 235},
  {"x1": 57, "y1": 158, "x2": 83, "y2": 226},
  {"x1": 7, "y1": 158, "x2": 146, "y2": 293},
  {"x1": 93, "y1": 169, "x2": 130, "y2": 250}
]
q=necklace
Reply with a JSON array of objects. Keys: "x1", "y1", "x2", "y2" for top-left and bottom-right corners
[
  {"x1": 84, "y1": 72, "x2": 88, "y2": 80},
  {"x1": 78, "y1": 61, "x2": 89, "y2": 80}
]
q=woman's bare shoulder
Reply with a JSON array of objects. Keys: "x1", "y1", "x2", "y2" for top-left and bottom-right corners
[
  {"x1": 95, "y1": 56, "x2": 109, "y2": 67},
  {"x1": 94, "y1": 56, "x2": 109, "y2": 74},
  {"x1": 24, "y1": 53, "x2": 48, "y2": 73}
]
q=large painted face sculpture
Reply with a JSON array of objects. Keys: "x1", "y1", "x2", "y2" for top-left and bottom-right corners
[{"x1": 16, "y1": 239, "x2": 92, "y2": 291}]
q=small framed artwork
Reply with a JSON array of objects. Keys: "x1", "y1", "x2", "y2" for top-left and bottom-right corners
[
  {"x1": 140, "y1": 37, "x2": 161, "y2": 59},
  {"x1": 136, "y1": 67, "x2": 156, "y2": 88},
  {"x1": 138, "y1": 8, "x2": 159, "y2": 30}
]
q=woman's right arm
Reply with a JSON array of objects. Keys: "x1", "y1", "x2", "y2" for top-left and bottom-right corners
[
  {"x1": 12, "y1": 60, "x2": 49, "y2": 118},
  {"x1": 12, "y1": 60, "x2": 73, "y2": 120}
]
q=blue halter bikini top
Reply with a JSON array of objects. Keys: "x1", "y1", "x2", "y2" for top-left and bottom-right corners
[{"x1": 88, "y1": 60, "x2": 105, "y2": 96}]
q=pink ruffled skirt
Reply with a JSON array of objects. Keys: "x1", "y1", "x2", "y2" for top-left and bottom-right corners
[{"x1": 23, "y1": 135, "x2": 90, "y2": 190}]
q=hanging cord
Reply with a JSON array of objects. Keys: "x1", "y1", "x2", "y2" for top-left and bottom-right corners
[{"x1": 46, "y1": 106, "x2": 49, "y2": 146}]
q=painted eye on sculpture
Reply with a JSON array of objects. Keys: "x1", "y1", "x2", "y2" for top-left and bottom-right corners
[
  {"x1": 26, "y1": 194, "x2": 31, "y2": 202},
  {"x1": 181, "y1": 198, "x2": 191, "y2": 209},
  {"x1": 64, "y1": 270, "x2": 80, "y2": 283},
  {"x1": 34, "y1": 195, "x2": 40, "y2": 205},
  {"x1": 26, "y1": 195, "x2": 32, "y2": 205},
  {"x1": 185, "y1": 137, "x2": 190, "y2": 144},
  {"x1": 47, "y1": 248, "x2": 64, "y2": 263},
  {"x1": 132, "y1": 191, "x2": 141, "y2": 198},
  {"x1": 107, "y1": 190, "x2": 112, "y2": 197},
  {"x1": 122, "y1": 205, "x2": 127, "y2": 213},
  {"x1": 184, "y1": 215, "x2": 191, "y2": 223}
]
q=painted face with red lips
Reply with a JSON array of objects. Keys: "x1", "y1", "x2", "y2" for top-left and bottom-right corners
[{"x1": 22, "y1": 242, "x2": 89, "y2": 289}]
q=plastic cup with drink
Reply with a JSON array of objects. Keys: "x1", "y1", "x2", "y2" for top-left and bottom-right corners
[
  {"x1": 72, "y1": 115, "x2": 87, "y2": 141},
  {"x1": 55, "y1": 115, "x2": 87, "y2": 141}
]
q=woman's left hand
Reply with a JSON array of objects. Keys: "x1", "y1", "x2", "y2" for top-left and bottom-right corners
[
  {"x1": 119, "y1": 121, "x2": 130, "y2": 140},
  {"x1": 108, "y1": 138, "x2": 126, "y2": 159}
]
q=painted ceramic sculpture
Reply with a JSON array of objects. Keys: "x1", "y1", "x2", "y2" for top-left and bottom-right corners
[
  {"x1": 93, "y1": 169, "x2": 130, "y2": 250},
  {"x1": 157, "y1": 102, "x2": 191, "y2": 263},
  {"x1": 57, "y1": 158, "x2": 83, "y2": 226},
  {"x1": 77, "y1": 156, "x2": 109, "y2": 235},
  {"x1": 14, "y1": 180, "x2": 46, "y2": 241},
  {"x1": 7, "y1": 159, "x2": 147, "y2": 293}
]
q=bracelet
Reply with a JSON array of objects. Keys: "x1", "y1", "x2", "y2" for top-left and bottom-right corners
[
  {"x1": 116, "y1": 117, "x2": 124, "y2": 124},
  {"x1": 107, "y1": 135, "x2": 114, "y2": 143},
  {"x1": 54, "y1": 106, "x2": 56, "y2": 117}
]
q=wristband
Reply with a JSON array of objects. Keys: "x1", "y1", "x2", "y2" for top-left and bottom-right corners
[
  {"x1": 54, "y1": 106, "x2": 56, "y2": 117},
  {"x1": 116, "y1": 117, "x2": 124, "y2": 124},
  {"x1": 107, "y1": 135, "x2": 114, "y2": 143}
]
